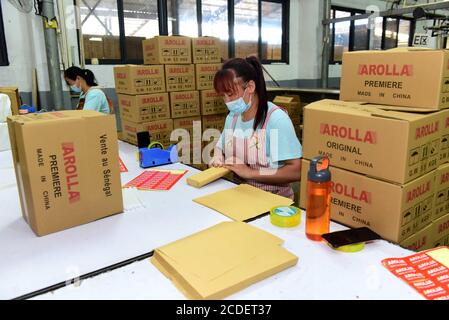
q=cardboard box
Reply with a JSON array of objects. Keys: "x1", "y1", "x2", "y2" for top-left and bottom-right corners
[
  {"x1": 169, "y1": 91, "x2": 200, "y2": 119},
  {"x1": 172, "y1": 116, "x2": 202, "y2": 141},
  {"x1": 220, "y1": 40, "x2": 229, "y2": 60},
  {"x1": 400, "y1": 223, "x2": 434, "y2": 251},
  {"x1": 172, "y1": 116, "x2": 203, "y2": 163},
  {"x1": 126, "y1": 36, "x2": 145, "y2": 60},
  {"x1": 300, "y1": 159, "x2": 436, "y2": 243},
  {"x1": 0, "y1": 87, "x2": 20, "y2": 115},
  {"x1": 7, "y1": 111, "x2": 123, "y2": 236},
  {"x1": 202, "y1": 114, "x2": 227, "y2": 132},
  {"x1": 143, "y1": 36, "x2": 192, "y2": 64},
  {"x1": 113, "y1": 65, "x2": 166, "y2": 95},
  {"x1": 432, "y1": 213, "x2": 449, "y2": 247},
  {"x1": 195, "y1": 64, "x2": 221, "y2": 90},
  {"x1": 200, "y1": 89, "x2": 227, "y2": 115},
  {"x1": 434, "y1": 163, "x2": 449, "y2": 220},
  {"x1": 272, "y1": 46, "x2": 282, "y2": 60},
  {"x1": 273, "y1": 95, "x2": 301, "y2": 125},
  {"x1": 165, "y1": 64, "x2": 196, "y2": 92},
  {"x1": 340, "y1": 48, "x2": 449, "y2": 110},
  {"x1": 438, "y1": 109, "x2": 449, "y2": 166},
  {"x1": 103, "y1": 35, "x2": 120, "y2": 59},
  {"x1": 120, "y1": 119, "x2": 173, "y2": 147},
  {"x1": 192, "y1": 37, "x2": 221, "y2": 64},
  {"x1": 117, "y1": 93, "x2": 170, "y2": 123},
  {"x1": 303, "y1": 100, "x2": 442, "y2": 184}
]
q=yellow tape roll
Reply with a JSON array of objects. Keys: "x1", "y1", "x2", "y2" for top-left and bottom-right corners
[
  {"x1": 331, "y1": 242, "x2": 365, "y2": 253},
  {"x1": 270, "y1": 206, "x2": 301, "y2": 228}
]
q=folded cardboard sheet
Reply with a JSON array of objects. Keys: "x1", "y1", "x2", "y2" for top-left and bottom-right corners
[
  {"x1": 193, "y1": 184, "x2": 293, "y2": 221},
  {"x1": 151, "y1": 221, "x2": 298, "y2": 299}
]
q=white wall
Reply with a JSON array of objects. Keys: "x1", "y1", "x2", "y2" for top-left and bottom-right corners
[
  {"x1": 264, "y1": 0, "x2": 323, "y2": 81},
  {"x1": 0, "y1": 1, "x2": 50, "y2": 92}
]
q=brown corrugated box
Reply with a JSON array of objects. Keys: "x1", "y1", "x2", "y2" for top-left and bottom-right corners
[
  {"x1": 202, "y1": 114, "x2": 227, "y2": 132},
  {"x1": 303, "y1": 99, "x2": 442, "y2": 184},
  {"x1": 340, "y1": 48, "x2": 449, "y2": 111},
  {"x1": 143, "y1": 36, "x2": 192, "y2": 64},
  {"x1": 273, "y1": 95, "x2": 301, "y2": 125},
  {"x1": 400, "y1": 223, "x2": 434, "y2": 251},
  {"x1": 200, "y1": 89, "x2": 227, "y2": 115},
  {"x1": 173, "y1": 116, "x2": 202, "y2": 140},
  {"x1": 165, "y1": 64, "x2": 196, "y2": 92},
  {"x1": 433, "y1": 163, "x2": 449, "y2": 220},
  {"x1": 0, "y1": 87, "x2": 20, "y2": 115},
  {"x1": 431, "y1": 213, "x2": 449, "y2": 247},
  {"x1": 192, "y1": 37, "x2": 221, "y2": 64},
  {"x1": 7, "y1": 111, "x2": 123, "y2": 236},
  {"x1": 103, "y1": 35, "x2": 121, "y2": 59},
  {"x1": 169, "y1": 90, "x2": 200, "y2": 119},
  {"x1": 172, "y1": 116, "x2": 202, "y2": 161},
  {"x1": 113, "y1": 65, "x2": 166, "y2": 95},
  {"x1": 195, "y1": 64, "x2": 221, "y2": 90},
  {"x1": 438, "y1": 109, "x2": 449, "y2": 165},
  {"x1": 117, "y1": 93, "x2": 170, "y2": 123},
  {"x1": 120, "y1": 119, "x2": 173, "y2": 147},
  {"x1": 126, "y1": 36, "x2": 145, "y2": 60},
  {"x1": 300, "y1": 159, "x2": 435, "y2": 244}
]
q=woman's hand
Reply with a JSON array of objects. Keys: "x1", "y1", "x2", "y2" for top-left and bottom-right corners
[
  {"x1": 224, "y1": 157, "x2": 255, "y2": 180},
  {"x1": 209, "y1": 151, "x2": 225, "y2": 168}
]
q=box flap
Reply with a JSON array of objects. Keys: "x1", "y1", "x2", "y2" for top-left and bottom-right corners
[
  {"x1": 273, "y1": 96, "x2": 295, "y2": 104},
  {"x1": 8, "y1": 110, "x2": 106, "y2": 125},
  {"x1": 306, "y1": 99, "x2": 429, "y2": 122}
]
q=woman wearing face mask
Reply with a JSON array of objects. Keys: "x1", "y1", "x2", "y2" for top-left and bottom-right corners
[
  {"x1": 210, "y1": 56, "x2": 302, "y2": 199},
  {"x1": 64, "y1": 66, "x2": 111, "y2": 114}
]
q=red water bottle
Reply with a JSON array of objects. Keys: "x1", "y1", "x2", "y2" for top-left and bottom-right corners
[{"x1": 306, "y1": 156, "x2": 331, "y2": 241}]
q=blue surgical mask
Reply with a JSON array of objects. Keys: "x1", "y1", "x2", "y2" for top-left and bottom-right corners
[
  {"x1": 70, "y1": 85, "x2": 81, "y2": 93},
  {"x1": 225, "y1": 88, "x2": 252, "y2": 114}
]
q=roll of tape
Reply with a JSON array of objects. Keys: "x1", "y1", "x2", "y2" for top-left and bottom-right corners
[
  {"x1": 331, "y1": 242, "x2": 365, "y2": 253},
  {"x1": 270, "y1": 206, "x2": 301, "y2": 228}
]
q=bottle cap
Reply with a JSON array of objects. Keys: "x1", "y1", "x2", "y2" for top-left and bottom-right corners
[{"x1": 308, "y1": 156, "x2": 331, "y2": 183}]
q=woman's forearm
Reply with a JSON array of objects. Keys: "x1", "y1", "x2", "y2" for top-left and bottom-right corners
[{"x1": 248, "y1": 161, "x2": 301, "y2": 185}]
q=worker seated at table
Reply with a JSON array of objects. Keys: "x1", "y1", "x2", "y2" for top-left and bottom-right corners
[
  {"x1": 209, "y1": 56, "x2": 302, "y2": 200},
  {"x1": 64, "y1": 66, "x2": 112, "y2": 114}
]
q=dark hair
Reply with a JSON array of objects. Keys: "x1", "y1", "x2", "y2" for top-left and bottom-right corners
[
  {"x1": 64, "y1": 66, "x2": 98, "y2": 87},
  {"x1": 214, "y1": 56, "x2": 268, "y2": 130}
]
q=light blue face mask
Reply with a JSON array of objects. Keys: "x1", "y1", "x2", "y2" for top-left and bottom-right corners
[
  {"x1": 70, "y1": 84, "x2": 81, "y2": 93},
  {"x1": 225, "y1": 88, "x2": 252, "y2": 114}
]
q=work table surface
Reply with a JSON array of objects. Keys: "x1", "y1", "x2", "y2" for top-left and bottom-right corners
[{"x1": 0, "y1": 141, "x2": 421, "y2": 300}]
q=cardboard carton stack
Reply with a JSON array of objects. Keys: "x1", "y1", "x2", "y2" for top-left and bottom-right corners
[
  {"x1": 273, "y1": 95, "x2": 303, "y2": 142},
  {"x1": 114, "y1": 36, "x2": 227, "y2": 169},
  {"x1": 300, "y1": 48, "x2": 449, "y2": 250}
]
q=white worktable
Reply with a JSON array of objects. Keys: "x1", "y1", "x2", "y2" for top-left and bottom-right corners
[
  {"x1": 0, "y1": 141, "x2": 233, "y2": 299},
  {"x1": 1, "y1": 141, "x2": 422, "y2": 300},
  {"x1": 32, "y1": 213, "x2": 422, "y2": 300}
]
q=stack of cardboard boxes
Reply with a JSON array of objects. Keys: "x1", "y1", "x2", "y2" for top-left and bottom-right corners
[
  {"x1": 114, "y1": 36, "x2": 227, "y2": 169},
  {"x1": 272, "y1": 95, "x2": 303, "y2": 142},
  {"x1": 300, "y1": 48, "x2": 449, "y2": 251}
]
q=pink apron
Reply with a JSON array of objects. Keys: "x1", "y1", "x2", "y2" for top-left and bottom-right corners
[{"x1": 224, "y1": 106, "x2": 294, "y2": 199}]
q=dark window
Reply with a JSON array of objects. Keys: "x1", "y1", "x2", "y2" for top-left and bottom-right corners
[
  {"x1": 330, "y1": 6, "x2": 414, "y2": 64},
  {"x1": 78, "y1": 0, "x2": 289, "y2": 65},
  {"x1": 0, "y1": 1, "x2": 9, "y2": 66}
]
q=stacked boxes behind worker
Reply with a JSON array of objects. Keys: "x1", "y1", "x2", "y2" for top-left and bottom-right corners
[
  {"x1": 300, "y1": 49, "x2": 449, "y2": 250},
  {"x1": 113, "y1": 35, "x2": 227, "y2": 167}
]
